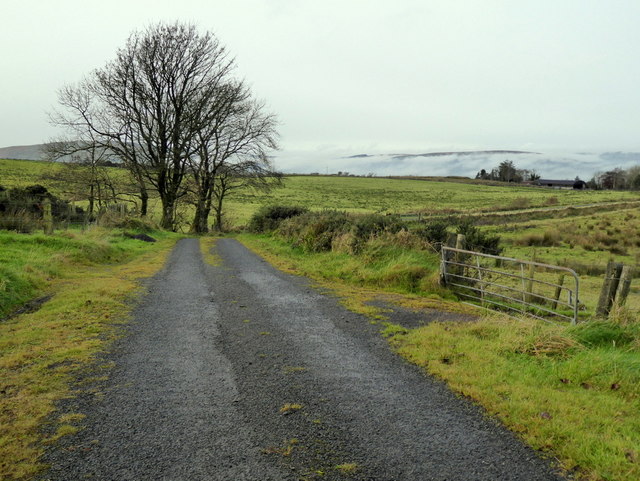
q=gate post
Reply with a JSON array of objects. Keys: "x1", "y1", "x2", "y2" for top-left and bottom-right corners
[
  {"x1": 43, "y1": 198, "x2": 54, "y2": 235},
  {"x1": 596, "y1": 262, "x2": 623, "y2": 317},
  {"x1": 614, "y1": 265, "x2": 634, "y2": 308}
]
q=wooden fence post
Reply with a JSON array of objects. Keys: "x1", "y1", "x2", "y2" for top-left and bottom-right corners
[
  {"x1": 455, "y1": 234, "x2": 467, "y2": 280},
  {"x1": 552, "y1": 274, "x2": 565, "y2": 310},
  {"x1": 440, "y1": 234, "x2": 457, "y2": 286},
  {"x1": 43, "y1": 198, "x2": 53, "y2": 235},
  {"x1": 596, "y1": 261, "x2": 623, "y2": 317},
  {"x1": 614, "y1": 265, "x2": 634, "y2": 308},
  {"x1": 524, "y1": 263, "x2": 535, "y2": 303}
]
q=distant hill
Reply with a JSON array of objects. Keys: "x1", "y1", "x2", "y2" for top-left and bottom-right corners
[
  {"x1": 390, "y1": 150, "x2": 539, "y2": 160},
  {"x1": 0, "y1": 144, "x2": 46, "y2": 161}
]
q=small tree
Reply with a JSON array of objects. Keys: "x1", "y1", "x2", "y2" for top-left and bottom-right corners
[
  {"x1": 497, "y1": 160, "x2": 519, "y2": 182},
  {"x1": 209, "y1": 159, "x2": 282, "y2": 231},
  {"x1": 626, "y1": 166, "x2": 640, "y2": 190},
  {"x1": 596, "y1": 169, "x2": 627, "y2": 190},
  {"x1": 475, "y1": 169, "x2": 490, "y2": 180},
  {"x1": 42, "y1": 140, "x2": 118, "y2": 216},
  {"x1": 187, "y1": 85, "x2": 278, "y2": 233}
]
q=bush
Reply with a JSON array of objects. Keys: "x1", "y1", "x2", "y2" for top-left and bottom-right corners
[
  {"x1": 414, "y1": 220, "x2": 450, "y2": 249},
  {"x1": 97, "y1": 210, "x2": 159, "y2": 232},
  {"x1": 353, "y1": 214, "x2": 406, "y2": 241},
  {"x1": 276, "y1": 211, "x2": 408, "y2": 254},
  {"x1": 279, "y1": 210, "x2": 350, "y2": 252},
  {"x1": 331, "y1": 231, "x2": 358, "y2": 254},
  {"x1": 248, "y1": 205, "x2": 308, "y2": 233},
  {"x1": 456, "y1": 218, "x2": 502, "y2": 255}
]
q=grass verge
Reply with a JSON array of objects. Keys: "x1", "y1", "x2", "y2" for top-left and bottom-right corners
[
  {"x1": 237, "y1": 233, "x2": 470, "y2": 318},
  {"x1": 384, "y1": 315, "x2": 640, "y2": 481},
  {"x1": 0, "y1": 227, "x2": 179, "y2": 480}
]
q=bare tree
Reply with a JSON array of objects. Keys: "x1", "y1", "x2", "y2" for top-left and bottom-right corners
[
  {"x1": 208, "y1": 158, "x2": 282, "y2": 232},
  {"x1": 50, "y1": 22, "x2": 259, "y2": 230},
  {"x1": 42, "y1": 140, "x2": 118, "y2": 216},
  {"x1": 187, "y1": 85, "x2": 279, "y2": 233}
]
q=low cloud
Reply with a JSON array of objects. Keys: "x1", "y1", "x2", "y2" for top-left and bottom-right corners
[{"x1": 274, "y1": 148, "x2": 640, "y2": 179}]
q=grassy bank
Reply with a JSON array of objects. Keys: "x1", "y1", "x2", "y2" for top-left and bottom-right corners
[
  {"x1": 0, "y1": 229, "x2": 173, "y2": 319},
  {"x1": 0, "y1": 227, "x2": 179, "y2": 480}
]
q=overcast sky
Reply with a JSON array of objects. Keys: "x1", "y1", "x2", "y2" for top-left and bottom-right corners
[{"x1": 2, "y1": 0, "x2": 640, "y2": 175}]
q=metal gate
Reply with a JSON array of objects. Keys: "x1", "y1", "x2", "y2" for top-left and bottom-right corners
[{"x1": 441, "y1": 246, "x2": 580, "y2": 324}]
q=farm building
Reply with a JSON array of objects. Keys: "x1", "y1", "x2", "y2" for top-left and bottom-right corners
[{"x1": 536, "y1": 179, "x2": 587, "y2": 189}]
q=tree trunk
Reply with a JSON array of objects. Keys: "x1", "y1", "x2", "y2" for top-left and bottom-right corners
[
  {"x1": 88, "y1": 184, "x2": 95, "y2": 216},
  {"x1": 214, "y1": 194, "x2": 224, "y2": 232},
  {"x1": 139, "y1": 188, "x2": 149, "y2": 217},
  {"x1": 160, "y1": 197, "x2": 176, "y2": 231},
  {"x1": 191, "y1": 200, "x2": 211, "y2": 234}
]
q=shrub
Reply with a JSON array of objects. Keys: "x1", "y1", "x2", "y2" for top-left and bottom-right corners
[
  {"x1": 390, "y1": 229, "x2": 424, "y2": 250},
  {"x1": 456, "y1": 218, "x2": 502, "y2": 255},
  {"x1": 331, "y1": 231, "x2": 358, "y2": 254},
  {"x1": 279, "y1": 210, "x2": 350, "y2": 252},
  {"x1": 97, "y1": 210, "x2": 159, "y2": 232},
  {"x1": 414, "y1": 220, "x2": 450, "y2": 250},
  {"x1": 351, "y1": 214, "x2": 406, "y2": 252},
  {"x1": 248, "y1": 205, "x2": 308, "y2": 233}
]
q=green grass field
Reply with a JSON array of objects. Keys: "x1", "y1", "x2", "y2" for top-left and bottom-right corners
[
  {"x1": 0, "y1": 159, "x2": 65, "y2": 189},
  {"x1": 226, "y1": 175, "x2": 640, "y2": 224},
  {"x1": 3, "y1": 158, "x2": 638, "y2": 224},
  {"x1": 2, "y1": 157, "x2": 638, "y2": 313}
]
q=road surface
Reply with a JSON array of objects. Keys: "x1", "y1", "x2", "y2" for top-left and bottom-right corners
[{"x1": 40, "y1": 238, "x2": 566, "y2": 481}]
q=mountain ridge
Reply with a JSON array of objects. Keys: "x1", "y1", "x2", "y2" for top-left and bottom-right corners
[{"x1": 0, "y1": 144, "x2": 46, "y2": 160}]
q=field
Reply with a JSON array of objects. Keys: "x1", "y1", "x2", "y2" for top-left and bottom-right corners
[
  {"x1": 3, "y1": 158, "x2": 640, "y2": 480},
  {"x1": 4, "y1": 158, "x2": 638, "y2": 221},
  {"x1": 225, "y1": 175, "x2": 640, "y2": 224},
  {"x1": 0, "y1": 159, "x2": 65, "y2": 188},
  {"x1": 3, "y1": 157, "x2": 640, "y2": 307}
]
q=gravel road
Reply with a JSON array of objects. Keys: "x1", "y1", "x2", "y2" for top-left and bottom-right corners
[{"x1": 40, "y1": 238, "x2": 567, "y2": 481}]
